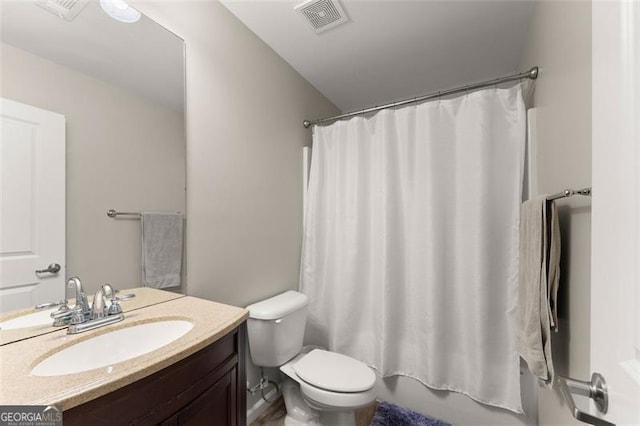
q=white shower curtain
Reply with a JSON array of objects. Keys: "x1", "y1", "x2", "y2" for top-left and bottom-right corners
[{"x1": 300, "y1": 85, "x2": 525, "y2": 413}]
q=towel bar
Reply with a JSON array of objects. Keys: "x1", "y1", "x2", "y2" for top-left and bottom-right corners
[
  {"x1": 548, "y1": 187, "x2": 592, "y2": 201},
  {"x1": 107, "y1": 209, "x2": 182, "y2": 219},
  {"x1": 557, "y1": 373, "x2": 614, "y2": 426},
  {"x1": 107, "y1": 209, "x2": 141, "y2": 218}
]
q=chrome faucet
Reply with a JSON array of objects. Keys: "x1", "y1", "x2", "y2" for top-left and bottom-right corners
[
  {"x1": 43, "y1": 277, "x2": 135, "y2": 333},
  {"x1": 91, "y1": 283, "x2": 115, "y2": 319},
  {"x1": 67, "y1": 276, "x2": 90, "y2": 322},
  {"x1": 67, "y1": 283, "x2": 135, "y2": 334},
  {"x1": 49, "y1": 277, "x2": 90, "y2": 326}
]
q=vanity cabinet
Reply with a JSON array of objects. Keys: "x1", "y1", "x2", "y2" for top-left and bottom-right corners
[{"x1": 64, "y1": 323, "x2": 247, "y2": 426}]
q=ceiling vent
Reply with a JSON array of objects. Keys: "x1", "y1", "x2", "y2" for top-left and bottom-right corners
[
  {"x1": 295, "y1": 0, "x2": 348, "y2": 34},
  {"x1": 36, "y1": 0, "x2": 90, "y2": 22}
]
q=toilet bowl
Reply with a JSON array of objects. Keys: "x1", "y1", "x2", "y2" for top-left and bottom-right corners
[
  {"x1": 246, "y1": 291, "x2": 376, "y2": 426},
  {"x1": 280, "y1": 347, "x2": 376, "y2": 425}
]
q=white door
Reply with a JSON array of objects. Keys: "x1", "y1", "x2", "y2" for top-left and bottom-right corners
[
  {"x1": 0, "y1": 98, "x2": 66, "y2": 313},
  {"x1": 591, "y1": 1, "x2": 640, "y2": 424}
]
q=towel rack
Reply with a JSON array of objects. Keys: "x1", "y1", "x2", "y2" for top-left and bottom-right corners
[
  {"x1": 107, "y1": 209, "x2": 141, "y2": 218},
  {"x1": 107, "y1": 209, "x2": 182, "y2": 219},
  {"x1": 547, "y1": 187, "x2": 592, "y2": 201}
]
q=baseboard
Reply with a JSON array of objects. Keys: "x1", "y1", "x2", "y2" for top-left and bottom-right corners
[{"x1": 246, "y1": 387, "x2": 280, "y2": 424}]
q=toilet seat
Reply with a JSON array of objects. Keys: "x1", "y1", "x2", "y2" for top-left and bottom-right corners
[
  {"x1": 286, "y1": 349, "x2": 376, "y2": 410},
  {"x1": 299, "y1": 380, "x2": 376, "y2": 410},
  {"x1": 293, "y1": 349, "x2": 376, "y2": 393}
]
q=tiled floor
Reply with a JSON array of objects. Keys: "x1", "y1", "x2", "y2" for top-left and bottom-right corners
[{"x1": 250, "y1": 397, "x2": 378, "y2": 426}]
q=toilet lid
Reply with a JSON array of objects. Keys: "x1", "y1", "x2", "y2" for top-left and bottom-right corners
[{"x1": 293, "y1": 349, "x2": 376, "y2": 393}]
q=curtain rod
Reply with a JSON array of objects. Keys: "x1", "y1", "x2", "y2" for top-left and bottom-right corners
[{"x1": 303, "y1": 66, "x2": 539, "y2": 128}]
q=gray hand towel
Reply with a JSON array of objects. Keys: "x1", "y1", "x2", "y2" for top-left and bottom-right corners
[
  {"x1": 516, "y1": 195, "x2": 561, "y2": 385},
  {"x1": 141, "y1": 212, "x2": 183, "y2": 289}
]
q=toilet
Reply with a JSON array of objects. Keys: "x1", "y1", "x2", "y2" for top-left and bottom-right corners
[{"x1": 246, "y1": 291, "x2": 376, "y2": 426}]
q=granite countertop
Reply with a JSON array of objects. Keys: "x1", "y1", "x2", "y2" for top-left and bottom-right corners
[
  {"x1": 0, "y1": 287, "x2": 186, "y2": 345},
  {"x1": 0, "y1": 295, "x2": 248, "y2": 410}
]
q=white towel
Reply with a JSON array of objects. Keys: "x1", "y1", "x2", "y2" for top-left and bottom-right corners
[
  {"x1": 516, "y1": 195, "x2": 561, "y2": 385},
  {"x1": 141, "y1": 212, "x2": 183, "y2": 289}
]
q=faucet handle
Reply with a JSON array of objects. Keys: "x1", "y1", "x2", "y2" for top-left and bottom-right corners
[
  {"x1": 107, "y1": 293, "x2": 135, "y2": 315},
  {"x1": 115, "y1": 293, "x2": 135, "y2": 301},
  {"x1": 107, "y1": 300, "x2": 122, "y2": 315},
  {"x1": 50, "y1": 300, "x2": 70, "y2": 318},
  {"x1": 69, "y1": 306, "x2": 87, "y2": 325},
  {"x1": 49, "y1": 301, "x2": 72, "y2": 327},
  {"x1": 35, "y1": 300, "x2": 67, "y2": 310}
]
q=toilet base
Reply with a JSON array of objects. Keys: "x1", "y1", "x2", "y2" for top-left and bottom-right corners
[
  {"x1": 282, "y1": 378, "x2": 320, "y2": 426},
  {"x1": 281, "y1": 377, "x2": 356, "y2": 426}
]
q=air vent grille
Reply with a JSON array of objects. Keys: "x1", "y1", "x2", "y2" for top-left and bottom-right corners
[
  {"x1": 36, "y1": 0, "x2": 89, "y2": 21},
  {"x1": 295, "y1": 0, "x2": 348, "y2": 34}
]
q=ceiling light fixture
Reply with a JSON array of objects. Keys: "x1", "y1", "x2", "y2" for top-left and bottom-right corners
[{"x1": 99, "y1": 0, "x2": 141, "y2": 23}]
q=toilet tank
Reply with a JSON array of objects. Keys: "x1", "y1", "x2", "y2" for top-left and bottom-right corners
[{"x1": 246, "y1": 290, "x2": 308, "y2": 367}]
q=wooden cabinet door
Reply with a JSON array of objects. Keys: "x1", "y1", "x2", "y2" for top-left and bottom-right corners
[{"x1": 177, "y1": 368, "x2": 236, "y2": 426}]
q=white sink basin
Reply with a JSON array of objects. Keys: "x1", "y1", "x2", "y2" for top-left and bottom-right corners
[
  {"x1": 31, "y1": 320, "x2": 193, "y2": 376},
  {"x1": 0, "y1": 308, "x2": 56, "y2": 330}
]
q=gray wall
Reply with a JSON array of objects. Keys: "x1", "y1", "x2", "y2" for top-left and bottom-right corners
[
  {"x1": 132, "y1": 0, "x2": 339, "y2": 416},
  {"x1": 1, "y1": 43, "x2": 186, "y2": 295},
  {"x1": 134, "y1": 1, "x2": 338, "y2": 310},
  {"x1": 519, "y1": 2, "x2": 593, "y2": 425},
  {"x1": 131, "y1": 2, "x2": 592, "y2": 424}
]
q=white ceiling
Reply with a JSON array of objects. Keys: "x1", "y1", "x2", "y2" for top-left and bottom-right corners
[
  {"x1": 221, "y1": 0, "x2": 535, "y2": 113},
  {"x1": 1, "y1": 1, "x2": 184, "y2": 112}
]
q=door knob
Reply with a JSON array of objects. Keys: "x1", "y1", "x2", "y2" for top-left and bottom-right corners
[
  {"x1": 36, "y1": 263, "x2": 61, "y2": 274},
  {"x1": 558, "y1": 373, "x2": 614, "y2": 426}
]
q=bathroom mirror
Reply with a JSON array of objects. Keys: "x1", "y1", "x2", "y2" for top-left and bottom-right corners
[{"x1": 0, "y1": 1, "x2": 186, "y2": 341}]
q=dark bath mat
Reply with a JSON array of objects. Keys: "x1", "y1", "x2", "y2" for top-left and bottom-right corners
[{"x1": 371, "y1": 401, "x2": 450, "y2": 426}]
